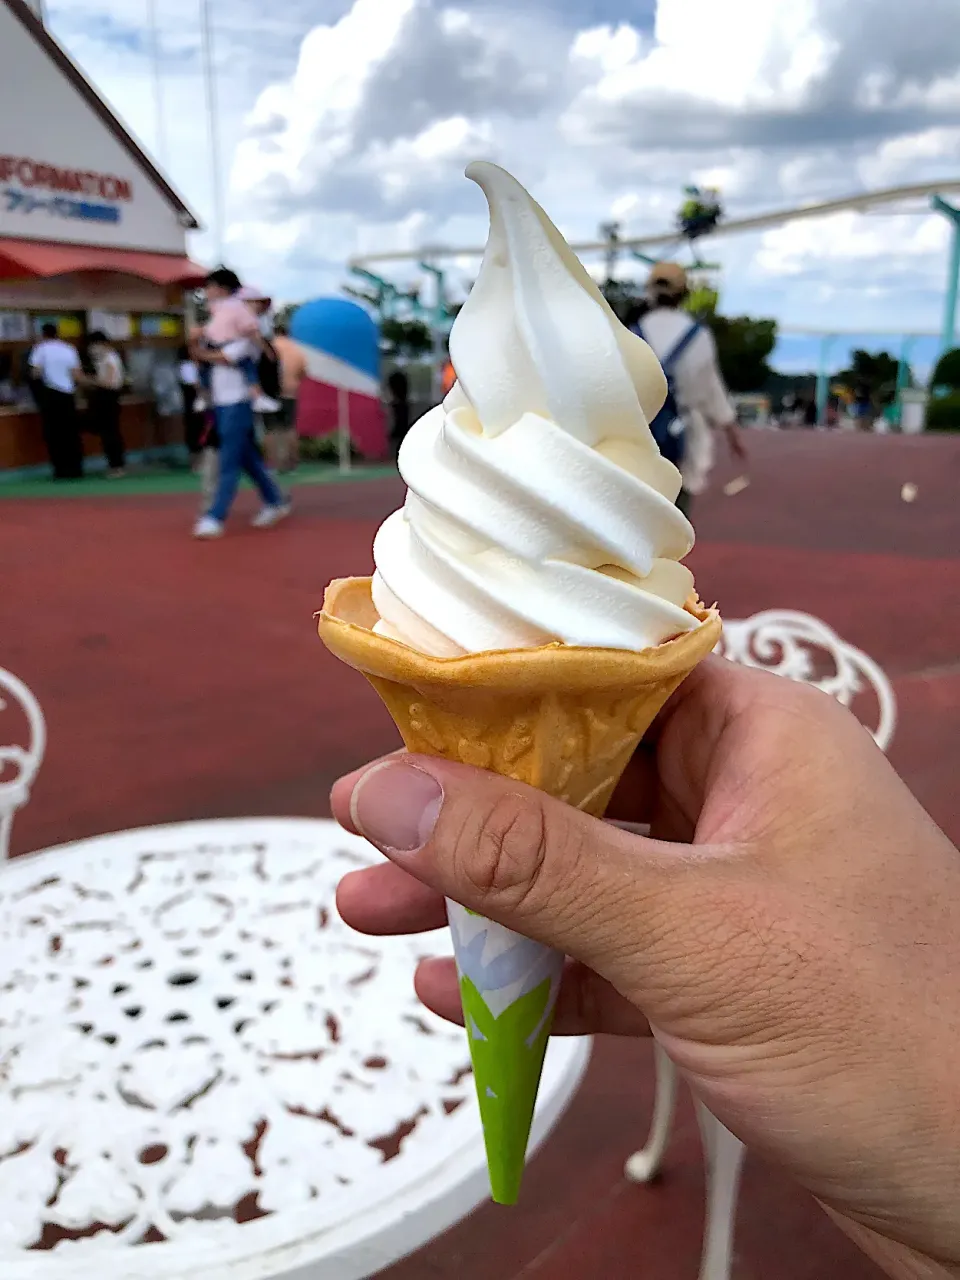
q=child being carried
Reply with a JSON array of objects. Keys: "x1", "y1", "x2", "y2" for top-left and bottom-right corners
[{"x1": 194, "y1": 289, "x2": 279, "y2": 414}]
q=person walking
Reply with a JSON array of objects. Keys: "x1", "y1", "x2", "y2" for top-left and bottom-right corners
[
  {"x1": 82, "y1": 331, "x2": 126, "y2": 477},
  {"x1": 267, "y1": 320, "x2": 306, "y2": 473},
  {"x1": 28, "y1": 323, "x2": 84, "y2": 480},
  {"x1": 190, "y1": 310, "x2": 290, "y2": 539},
  {"x1": 634, "y1": 263, "x2": 747, "y2": 517}
]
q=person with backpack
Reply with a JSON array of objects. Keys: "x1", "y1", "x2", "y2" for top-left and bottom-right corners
[{"x1": 633, "y1": 262, "x2": 746, "y2": 516}]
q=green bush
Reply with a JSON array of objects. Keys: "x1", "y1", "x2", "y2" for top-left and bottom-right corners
[
  {"x1": 931, "y1": 347, "x2": 960, "y2": 392},
  {"x1": 925, "y1": 391, "x2": 960, "y2": 431},
  {"x1": 298, "y1": 436, "x2": 340, "y2": 462}
]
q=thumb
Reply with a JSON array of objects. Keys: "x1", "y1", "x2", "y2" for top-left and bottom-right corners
[{"x1": 345, "y1": 753, "x2": 731, "y2": 1012}]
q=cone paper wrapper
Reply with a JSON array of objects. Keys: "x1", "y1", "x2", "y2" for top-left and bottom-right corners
[
  {"x1": 444, "y1": 900, "x2": 565, "y2": 1203},
  {"x1": 317, "y1": 576, "x2": 721, "y2": 1203}
]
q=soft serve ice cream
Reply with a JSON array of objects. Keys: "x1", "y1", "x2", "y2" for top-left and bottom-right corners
[
  {"x1": 371, "y1": 161, "x2": 702, "y2": 658},
  {"x1": 317, "y1": 161, "x2": 722, "y2": 1206}
]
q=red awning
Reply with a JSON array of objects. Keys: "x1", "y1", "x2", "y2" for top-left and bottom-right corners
[{"x1": 0, "y1": 238, "x2": 208, "y2": 286}]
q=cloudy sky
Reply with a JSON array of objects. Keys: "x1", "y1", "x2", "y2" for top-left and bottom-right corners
[{"x1": 44, "y1": 0, "x2": 960, "y2": 370}]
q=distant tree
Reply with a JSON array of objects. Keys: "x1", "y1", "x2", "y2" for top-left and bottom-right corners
[
  {"x1": 685, "y1": 281, "x2": 720, "y2": 320},
  {"x1": 926, "y1": 393, "x2": 960, "y2": 430},
  {"x1": 601, "y1": 278, "x2": 646, "y2": 326},
  {"x1": 836, "y1": 349, "x2": 905, "y2": 405},
  {"x1": 931, "y1": 347, "x2": 960, "y2": 391},
  {"x1": 709, "y1": 315, "x2": 777, "y2": 393},
  {"x1": 380, "y1": 317, "x2": 433, "y2": 359},
  {"x1": 274, "y1": 302, "x2": 299, "y2": 330},
  {"x1": 927, "y1": 347, "x2": 960, "y2": 431}
]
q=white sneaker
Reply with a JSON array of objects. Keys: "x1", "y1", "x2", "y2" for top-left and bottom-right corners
[
  {"x1": 251, "y1": 502, "x2": 291, "y2": 529},
  {"x1": 193, "y1": 515, "x2": 225, "y2": 539},
  {"x1": 253, "y1": 394, "x2": 281, "y2": 414}
]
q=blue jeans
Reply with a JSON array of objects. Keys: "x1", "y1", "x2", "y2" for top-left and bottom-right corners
[{"x1": 207, "y1": 401, "x2": 284, "y2": 522}]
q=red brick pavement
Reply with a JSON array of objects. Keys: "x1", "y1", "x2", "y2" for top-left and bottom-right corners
[{"x1": 2, "y1": 429, "x2": 958, "y2": 1277}]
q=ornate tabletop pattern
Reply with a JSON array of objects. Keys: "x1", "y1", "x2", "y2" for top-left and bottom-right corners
[{"x1": 0, "y1": 820, "x2": 482, "y2": 1272}]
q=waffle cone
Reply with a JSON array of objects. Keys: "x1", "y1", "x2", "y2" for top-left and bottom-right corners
[
  {"x1": 318, "y1": 577, "x2": 721, "y2": 816},
  {"x1": 318, "y1": 575, "x2": 720, "y2": 1204}
]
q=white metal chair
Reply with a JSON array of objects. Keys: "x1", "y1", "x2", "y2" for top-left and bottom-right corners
[
  {"x1": 624, "y1": 610, "x2": 897, "y2": 1280},
  {"x1": 0, "y1": 668, "x2": 46, "y2": 863}
]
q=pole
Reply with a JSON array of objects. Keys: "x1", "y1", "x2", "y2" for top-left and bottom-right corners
[
  {"x1": 892, "y1": 334, "x2": 915, "y2": 428},
  {"x1": 931, "y1": 195, "x2": 960, "y2": 355},
  {"x1": 815, "y1": 335, "x2": 834, "y2": 426},
  {"x1": 337, "y1": 387, "x2": 352, "y2": 474},
  {"x1": 199, "y1": 0, "x2": 225, "y2": 263},
  {"x1": 147, "y1": 0, "x2": 167, "y2": 164},
  {"x1": 599, "y1": 222, "x2": 621, "y2": 286},
  {"x1": 419, "y1": 261, "x2": 449, "y2": 399}
]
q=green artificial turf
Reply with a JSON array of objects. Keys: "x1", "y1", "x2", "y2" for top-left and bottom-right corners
[{"x1": 0, "y1": 462, "x2": 397, "y2": 501}]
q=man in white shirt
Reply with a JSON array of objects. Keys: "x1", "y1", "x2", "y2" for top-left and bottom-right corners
[
  {"x1": 634, "y1": 263, "x2": 747, "y2": 516},
  {"x1": 190, "y1": 274, "x2": 289, "y2": 539},
  {"x1": 29, "y1": 323, "x2": 84, "y2": 480}
]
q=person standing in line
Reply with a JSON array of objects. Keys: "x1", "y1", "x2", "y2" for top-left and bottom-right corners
[
  {"x1": 387, "y1": 368, "x2": 411, "y2": 455},
  {"x1": 852, "y1": 384, "x2": 873, "y2": 430},
  {"x1": 440, "y1": 351, "x2": 456, "y2": 398},
  {"x1": 178, "y1": 345, "x2": 220, "y2": 506},
  {"x1": 177, "y1": 344, "x2": 205, "y2": 464},
  {"x1": 267, "y1": 320, "x2": 307, "y2": 473},
  {"x1": 82, "y1": 331, "x2": 127, "y2": 477},
  {"x1": 190, "y1": 323, "x2": 290, "y2": 540},
  {"x1": 634, "y1": 262, "x2": 747, "y2": 517},
  {"x1": 29, "y1": 323, "x2": 84, "y2": 480}
]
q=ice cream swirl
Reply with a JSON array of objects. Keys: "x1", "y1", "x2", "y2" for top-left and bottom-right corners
[{"x1": 371, "y1": 162, "x2": 702, "y2": 657}]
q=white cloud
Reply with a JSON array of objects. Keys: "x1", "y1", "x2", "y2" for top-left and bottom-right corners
[
  {"x1": 756, "y1": 211, "x2": 949, "y2": 277},
  {"x1": 858, "y1": 127, "x2": 960, "y2": 189},
  {"x1": 564, "y1": 0, "x2": 835, "y2": 144},
  {"x1": 41, "y1": 0, "x2": 960, "y2": 329}
]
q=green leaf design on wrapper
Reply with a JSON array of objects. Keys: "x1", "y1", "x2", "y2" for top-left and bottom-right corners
[{"x1": 459, "y1": 972, "x2": 555, "y2": 1205}]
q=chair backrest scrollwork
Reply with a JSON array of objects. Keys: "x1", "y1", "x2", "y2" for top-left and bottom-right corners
[
  {"x1": 0, "y1": 668, "x2": 47, "y2": 861},
  {"x1": 718, "y1": 610, "x2": 896, "y2": 752}
]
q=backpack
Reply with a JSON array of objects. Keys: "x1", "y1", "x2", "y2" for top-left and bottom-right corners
[{"x1": 638, "y1": 320, "x2": 701, "y2": 466}]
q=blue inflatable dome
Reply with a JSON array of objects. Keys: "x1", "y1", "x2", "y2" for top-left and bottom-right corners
[{"x1": 290, "y1": 298, "x2": 380, "y2": 380}]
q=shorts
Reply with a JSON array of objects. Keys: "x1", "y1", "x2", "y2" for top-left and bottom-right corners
[{"x1": 263, "y1": 397, "x2": 297, "y2": 431}]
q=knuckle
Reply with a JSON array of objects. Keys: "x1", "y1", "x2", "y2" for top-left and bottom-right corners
[{"x1": 459, "y1": 790, "x2": 551, "y2": 912}]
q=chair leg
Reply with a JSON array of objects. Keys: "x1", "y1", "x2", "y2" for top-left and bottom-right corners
[
  {"x1": 695, "y1": 1103, "x2": 746, "y2": 1280},
  {"x1": 624, "y1": 1041, "x2": 678, "y2": 1182}
]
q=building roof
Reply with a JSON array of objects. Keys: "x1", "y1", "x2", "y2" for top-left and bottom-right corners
[
  {"x1": 0, "y1": 237, "x2": 208, "y2": 286},
  {"x1": 2, "y1": 0, "x2": 200, "y2": 231}
]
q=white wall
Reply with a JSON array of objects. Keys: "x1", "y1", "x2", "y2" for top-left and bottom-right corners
[{"x1": 0, "y1": 4, "x2": 189, "y2": 255}]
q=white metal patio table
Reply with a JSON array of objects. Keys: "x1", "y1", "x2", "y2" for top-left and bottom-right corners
[{"x1": 0, "y1": 817, "x2": 590, "y2": 1279}]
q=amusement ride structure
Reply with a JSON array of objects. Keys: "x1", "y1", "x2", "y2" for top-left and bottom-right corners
[{"x1": 350, "y1": 179, "x2": 960, "y2": 358}]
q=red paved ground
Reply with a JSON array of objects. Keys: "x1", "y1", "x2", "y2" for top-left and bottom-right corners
[{"x1": 2, "y1": 429, "x2": 959, "y2": 1277}]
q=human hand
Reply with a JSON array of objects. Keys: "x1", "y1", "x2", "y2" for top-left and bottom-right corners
[{"x1": 333, "y1": 657, "x2": 960, "y2": 1275}]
